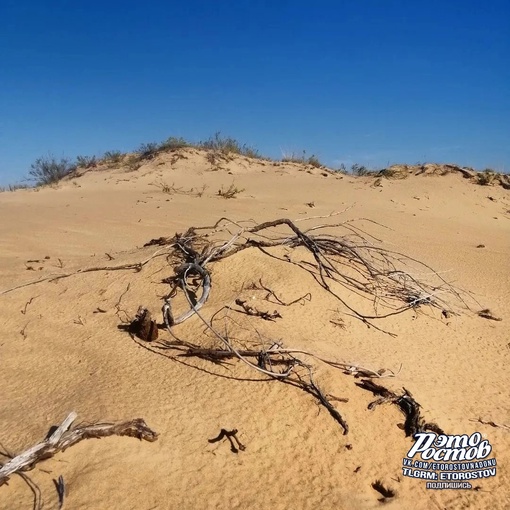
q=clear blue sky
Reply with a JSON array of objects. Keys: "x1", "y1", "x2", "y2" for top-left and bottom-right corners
[{"x1": 1, "y1": 0, "x2": 509, "y2": 184}]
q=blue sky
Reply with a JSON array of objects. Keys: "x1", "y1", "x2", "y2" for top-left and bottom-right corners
[{"x1": 1, "y1": 0, "x2": 509, "y2": 184}]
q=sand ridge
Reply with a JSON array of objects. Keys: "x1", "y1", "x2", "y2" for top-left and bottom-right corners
[{"x1": 0, "y1": 149, "x2": 509, "y2": 509}]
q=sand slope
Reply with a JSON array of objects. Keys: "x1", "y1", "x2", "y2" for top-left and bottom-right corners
[{"x1": 0, "y1": 150, "x2": 509, "y2": 509}]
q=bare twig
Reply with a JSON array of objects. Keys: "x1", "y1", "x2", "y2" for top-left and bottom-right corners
[
  {"x1": 293, "y1": 207, "x2": 353, "y2": 222},
  {"x1": 150, "y1": 181, "x2": 208, "y2": 198},
  {"x1": 0, "y1": 249, "x2": 169, "y2": 296},
  {"x1": 470, "y1": 418, "x2": 510, "y2": 431},
  {"x1": 20, "y1": 322, "x2": 29, "y2": 340},
  {"x1": 21, "y1": 296, "x2": 38, "y2": 315},
  {"x1": 115, "y1": 283, "x2": 131, "y2": 323},
  {"x1": 162, "y1": 262, "x2": 211, "y2": 327},
  {"x1": 185, "y1": 301, "x2": 295, "y2": 379},
  {"x1": 18, "y1": 472, "x2": 42, "y2": 510},
  {"x1": 166, "y1": 284, "x2": 350, "y2": 432},
  {"x1": 257, "y1": 279, "x2": 311, "y2": 306},
  {"x1": 73, "y1": 316, "x2": 85, "y2": 326},
  {"x1": 0, "y1": 412, "x2": 158, "y2": 487},
  {"x1": 234, "y1": 299, "x2": 282, "y2": 321},
  {"x1": 303, "y1": 367, "x2": 349, "y2": 433}
]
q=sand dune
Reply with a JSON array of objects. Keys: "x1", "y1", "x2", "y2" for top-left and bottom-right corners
[{"x1": 1, "y1": 149, "x2": 509, "y2": 509}]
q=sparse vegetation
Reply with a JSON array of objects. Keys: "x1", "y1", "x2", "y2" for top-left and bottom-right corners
[
  {"x1": 201, "y1": 133, "x2": 259, "y2": 170},
  {"x1": 137, "y1": 142, "x2": 160, "y2": 160},
  {"x1": 159, "y1": 136, "x2": 190, "y2": 151},
  {"x1": 156, "y1": 181, "x2": 173, "y2": 194},
  {"x1": 477, "y1": 169, "x2": 497, "y2": 186},
  {"x1": 137, "y1": 137, "x2": 191, "y2": 161},
  {"x1": 205, "y1": 151, "x2": 220, "y2": 166},
  {"x1": 281, "y1": 150, "x2": 304, "y2": 164},
  {"x1": 76, "y1": 155, "x2": 97, "y2": 169},
  {"x1": 217, "y1": 183, "x2": 245, "y2": 199},
  {"x1": 28, "y1": 155, "x2": 76, "y2": 185},
  {"x1": 242, "y1": 147, "x2": 261, "y2": 159},
  {"x1": 379, "y1": 167, "x2": 408, "y2": 179},
  {"x1": 200, "y1": 132, "x2": 260, "y2": 159},
  {"x1": 282, "y1": 150, "x2": 322, "y2": 167},
  {"x1": 0, "y1": 183, "x2": 30, "y2": 192},
  {"x1": 20, "y1": 134, "x2": 507, "y2": 194},
  {"x1": 307, "y1": 154, "x2": 322, "y2": 168},
  {"x1": 125, "y1": 155, "x2": 143, "y2": 172},
  {"x1": 350, "y1": 163, "x2": 374, "y2": 176},
  {"x1": 151, "y1": 180, "x2": 208, "y2": 197},
  {"x1": 103, "y1": 150, "x2": 124, "y2": 164}
]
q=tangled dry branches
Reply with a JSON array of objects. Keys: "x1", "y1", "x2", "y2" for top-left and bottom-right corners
[
  {"x1": 135, "y1": 215, "x2": 470, "y2": 434},
  {"x1": 148, "y1": 216, "x2": 472, "y2": 331}
]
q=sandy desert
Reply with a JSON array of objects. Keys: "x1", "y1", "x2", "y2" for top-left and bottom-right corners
[{"x1": 0, "y1": 148, "x2": 509, "y2": 509}]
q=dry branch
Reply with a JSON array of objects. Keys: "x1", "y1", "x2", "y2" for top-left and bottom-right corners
[
  {"x1": 257, "y1": 279, "x2": 311, "y2": 306},
  {"x1": 208, "y1": 429, "x2": 246, "y2": 453},
  {"x1": 0, "y1": 412, "x2": 158, "y2": 487},
  {"x1": 162, "y1": 341, "x2": 398, "y2": 380},
  {"x1": 0, "y1": 249, "x2": 169, "y2": 296},
  {"x1": 234, "y1": 298, "x2": 282, "y2": 321},
  {"x1": 302, "y1": 372, "x2": 349, "y2": 434},
  {"x1": 18, "y1": 472, "x2": 42, "y2": 510},
  {"x1": 356, "y1": 380, "x2": 444, "y2": 437},
  {"x1": 20, "y1": 296, "x2": 37, "y2": 315},
  {"x1": 470, "y1": 418, "x2": 510, "y2": 431}
]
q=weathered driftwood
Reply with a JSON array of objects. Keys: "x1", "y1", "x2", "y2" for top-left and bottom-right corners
[
  {"x1": 151, "y1": 296, "x2": 399, "y2": 437},
  {"x1": 0, "y1": 412, "x2": 158, "y2": 487},
  {"x1": 356, "y1": 380, "x2": 444, "y2": 437}
]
